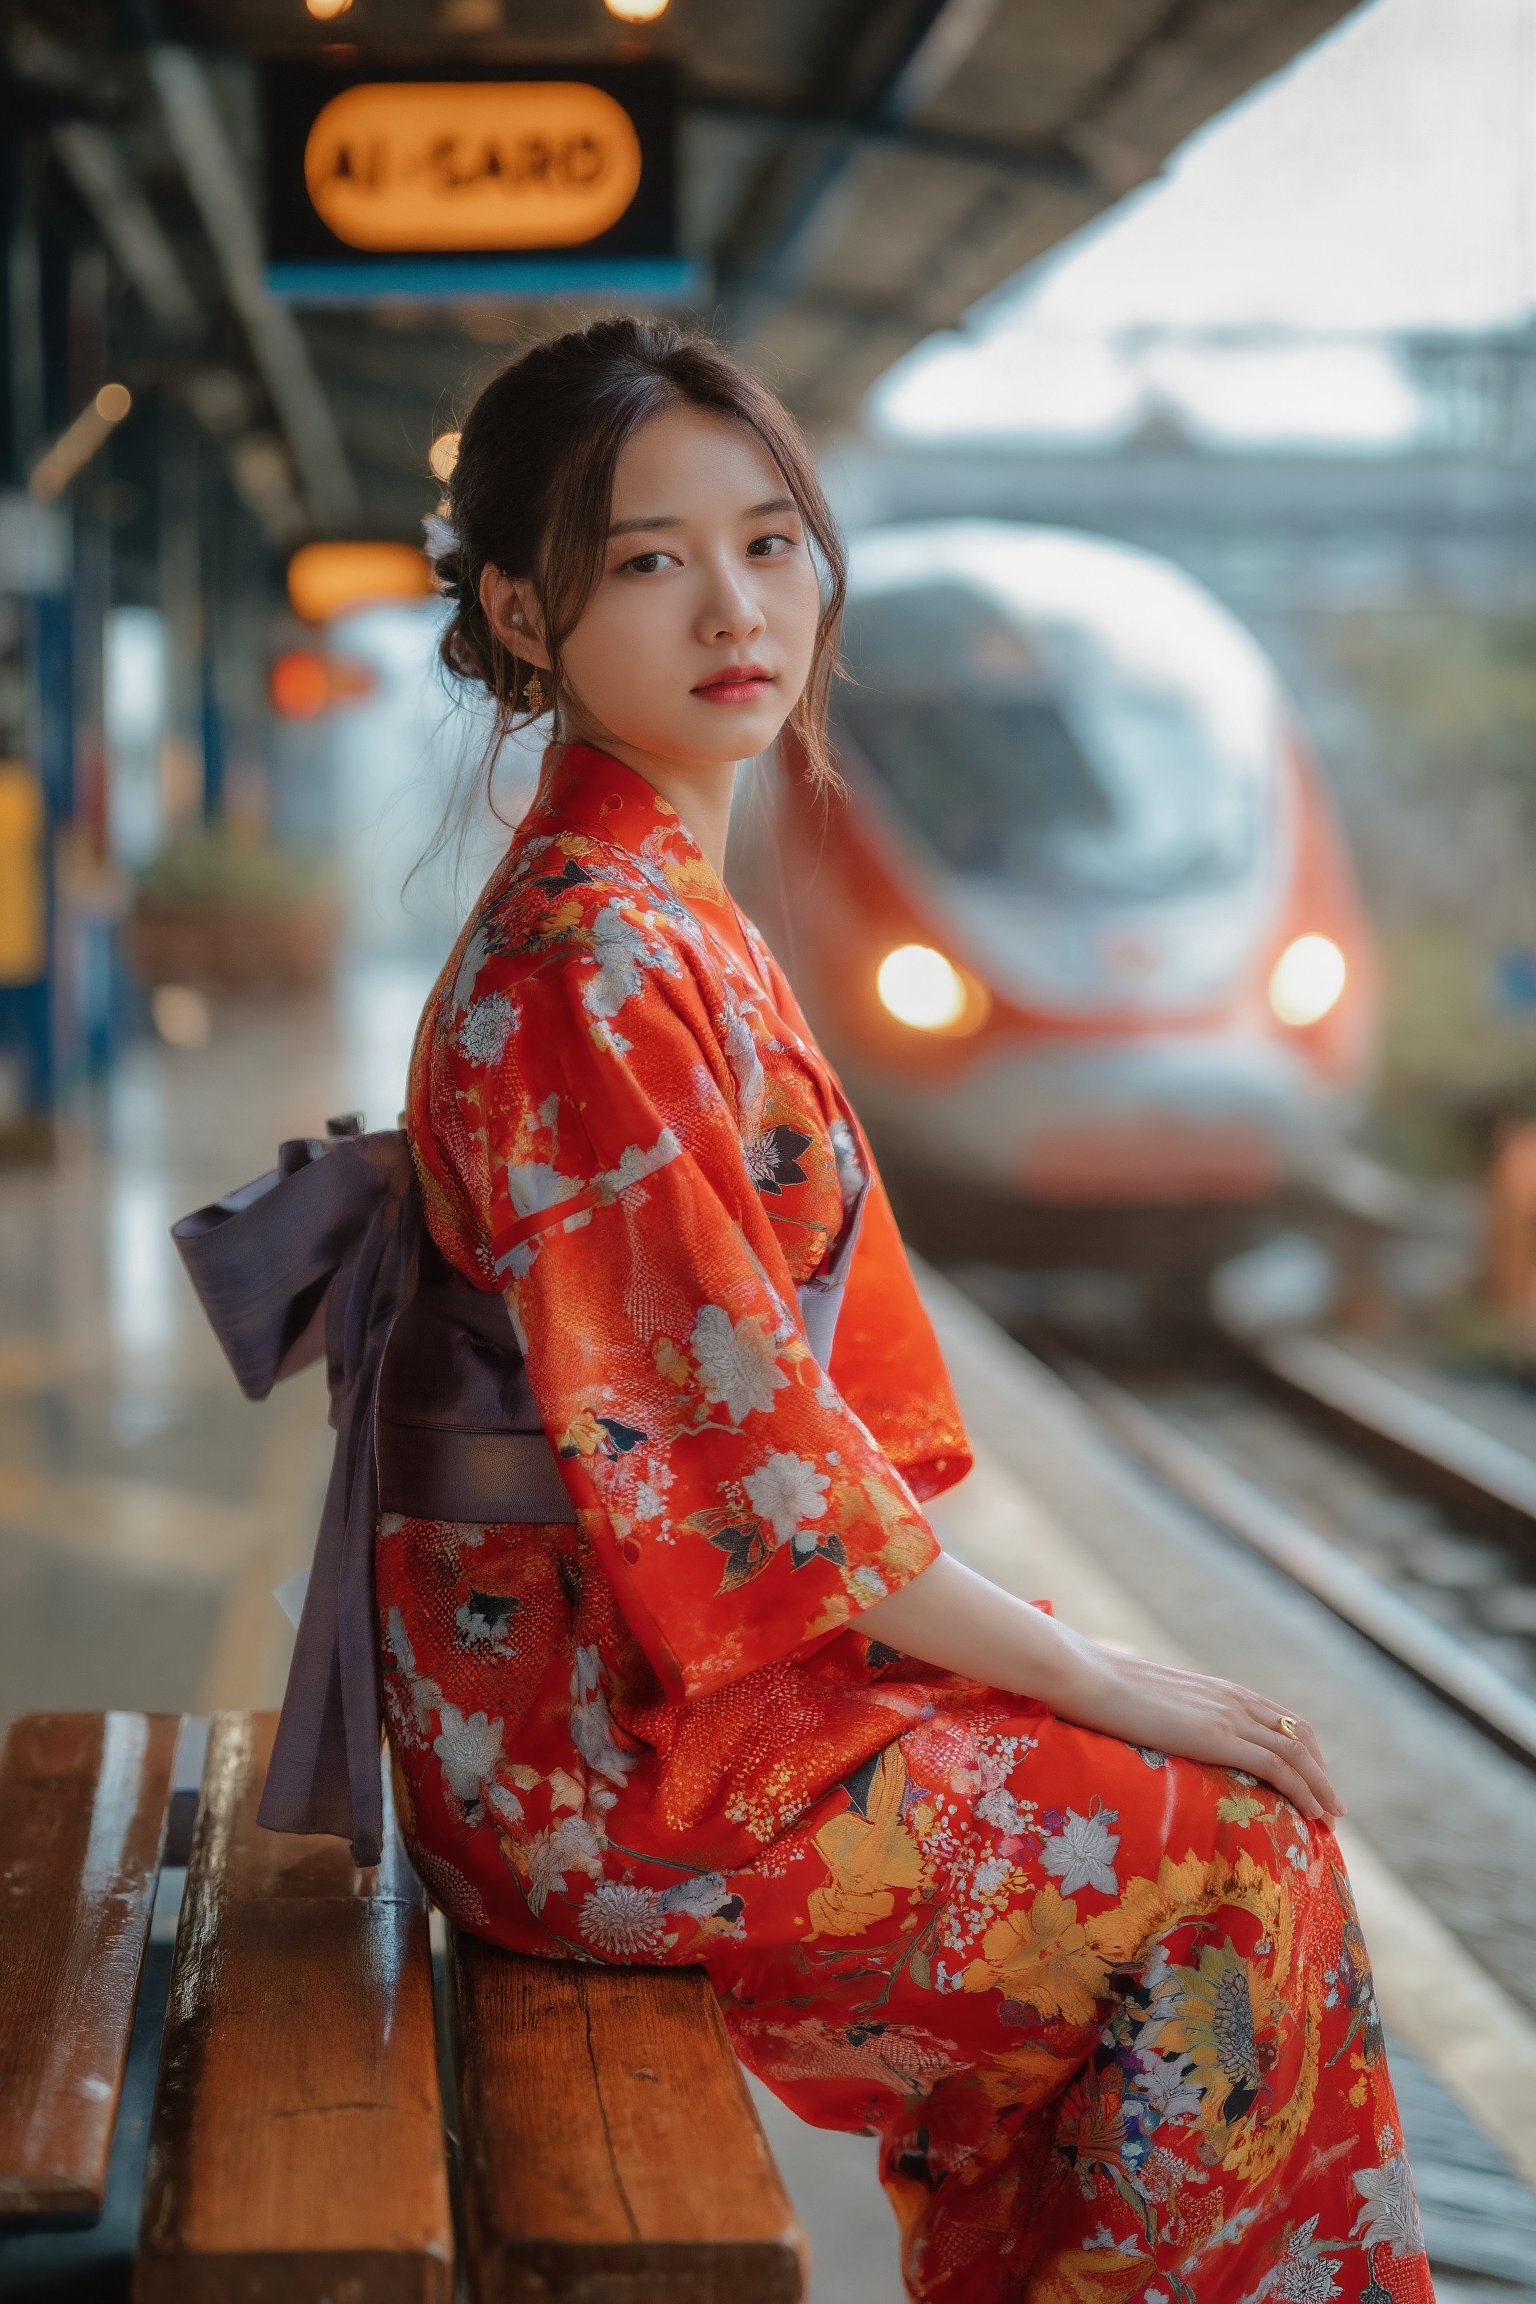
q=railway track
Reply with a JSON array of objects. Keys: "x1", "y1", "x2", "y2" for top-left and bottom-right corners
[{"x1": 994, "y1": 1309, "x2": 1536, "y2": 1773}]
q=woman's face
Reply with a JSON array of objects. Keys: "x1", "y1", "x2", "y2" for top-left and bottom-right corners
[{"x1": 497, "y1": 403, "x2": 824, "y2": 775}]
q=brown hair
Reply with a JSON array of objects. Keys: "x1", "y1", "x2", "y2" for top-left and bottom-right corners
[{"x1": 433, "y1": 315, "x2": 847, "y2": 788}]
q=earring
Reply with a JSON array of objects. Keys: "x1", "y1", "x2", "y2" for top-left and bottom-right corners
[{"x1": 523, "y1": 668, "x2": 546, "y2": 716}]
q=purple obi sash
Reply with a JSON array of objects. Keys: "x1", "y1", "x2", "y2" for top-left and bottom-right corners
[{"x1": 172, "y1": 1125, "x2": 865, "y2": 1867}]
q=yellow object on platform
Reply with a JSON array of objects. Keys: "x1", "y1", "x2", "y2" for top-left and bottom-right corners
[{"x1": 0, "y1": 763, "x2": 45, "y2": 985}]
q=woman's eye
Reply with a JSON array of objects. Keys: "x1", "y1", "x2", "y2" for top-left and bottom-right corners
[
  {"x1": 747, "y1": 532, "x2": 798, "y2": 558},
  {"x1": 622, "y1": 550, "x2": 674, "y2": 576}
]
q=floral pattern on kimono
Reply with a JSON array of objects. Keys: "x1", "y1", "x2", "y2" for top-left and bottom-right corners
[{"x1": 377, "y1": 740, "x2": 1433, "y2": 2304}]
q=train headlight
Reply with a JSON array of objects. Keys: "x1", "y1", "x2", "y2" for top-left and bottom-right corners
[
  {"x1": 877, "y1": 944, "x2": 968, "y2": 1031},
  {"x1": 1269, "y1": 934, "x2": 1346, "y2": 1026}
]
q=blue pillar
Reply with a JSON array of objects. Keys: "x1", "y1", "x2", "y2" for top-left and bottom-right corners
[
  {"x1": 201, "y1": 619, "x2": 226, "y2": 823},
  {"x1": 0, "y1": 68, "x2": 61, "y2": 1151}
]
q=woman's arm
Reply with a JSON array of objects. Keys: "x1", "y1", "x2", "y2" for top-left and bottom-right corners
[{"x1": 857, "y1": 1549, "x2": 1344, "y2": 1823}]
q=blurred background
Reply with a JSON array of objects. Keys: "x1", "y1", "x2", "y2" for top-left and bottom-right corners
[{"x1": 4, "y1": 0, "x2": 1536, "y2": 2293}]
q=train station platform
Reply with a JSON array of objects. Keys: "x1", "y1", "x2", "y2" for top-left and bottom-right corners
[{"x1": 2, "y1": 968, "x2": 1534, "y2": 2300}]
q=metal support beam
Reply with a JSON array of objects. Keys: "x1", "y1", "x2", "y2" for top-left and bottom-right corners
[
  {"x1": 715, "y1": 0, "x2": 1021, "y2": 327},
  {"x1": 53, "y1": 122, "x2": 200, "y2": 338},
  {"x1": 688, "y1": 93, "x2": 1096, "y2": 195},
  {"x1": 883, "y1": 0, "x2": 1003, "y2": 118},
  {"x1": 147, "y1": 47, "x2": 360, "y2": 536}
]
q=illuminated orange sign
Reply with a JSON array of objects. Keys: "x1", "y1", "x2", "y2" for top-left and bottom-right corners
[
  {"x1": 270, "y1": 651, "x2": 377, "y2": 717},
  {"x1": 303, "y1": 82, "x2": 643, "y2": 252},
  {"x1": 287, "y1": 541, "x2": 433, "y2": 624}
]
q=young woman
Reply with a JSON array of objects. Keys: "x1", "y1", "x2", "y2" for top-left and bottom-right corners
[{"x1": 379, "y1": 316, "x2": 1430, "y2": 2303}]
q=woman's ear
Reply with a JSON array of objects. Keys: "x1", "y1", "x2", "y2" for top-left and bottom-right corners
[{"x1": 480, "y1": 566, "x2": 552, "y2": 671}]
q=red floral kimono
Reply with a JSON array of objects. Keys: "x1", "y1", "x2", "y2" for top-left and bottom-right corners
[{"x1": 377, "y1": 740, "x2": 1432, "y2": 2304}]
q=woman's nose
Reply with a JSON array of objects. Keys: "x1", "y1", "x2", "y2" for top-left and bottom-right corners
[{"x1": 698, "y1": 564, "x2": 766, "y2": 644}]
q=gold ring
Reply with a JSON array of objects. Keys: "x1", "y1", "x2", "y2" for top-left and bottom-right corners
[{"x1": 1276, "y1": 1713, "x2": 1300, "y2": 1740}]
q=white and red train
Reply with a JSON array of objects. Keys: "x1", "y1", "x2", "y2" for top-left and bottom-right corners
[{"x1": 735, "y1": 521, "x2": 1377, "y2": 1272}]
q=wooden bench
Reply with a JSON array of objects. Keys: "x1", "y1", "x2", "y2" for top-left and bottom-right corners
[{"x1": 0, "y1": 1710, "x2": 806, "y2": 2302}]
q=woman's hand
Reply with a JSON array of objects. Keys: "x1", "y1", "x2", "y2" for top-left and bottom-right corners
[
  {"x1": 856, "y1": 1551, "x2": 1344, "y2": 1822},
  {"x1": 1054, "y1": 1633, "x2": 1344, "y2": 1822}
]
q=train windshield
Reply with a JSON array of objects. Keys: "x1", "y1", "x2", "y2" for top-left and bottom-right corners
[{"x1": 836, "y1": 575, "x2": 1272, "y2": 899}]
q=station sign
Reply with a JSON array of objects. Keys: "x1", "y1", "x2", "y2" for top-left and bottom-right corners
[
  {"x1": 270, "y1": 651, "x2": 378, "y2": 718},
  {"x1": 286, "y1": 540, "x2": 434, "y2": 623},
  {"x1": 261, "y1": 61, "x2": 695, "y2": 302}
]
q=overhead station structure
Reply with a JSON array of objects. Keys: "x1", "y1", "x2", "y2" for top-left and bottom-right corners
[{"x1": 0, "y1": 0, "x2": 1359, "y2": 1148}]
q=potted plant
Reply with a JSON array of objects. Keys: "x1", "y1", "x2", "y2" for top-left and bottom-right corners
[{"x1": 128, "y1": 829, "x2": 340, "y2": 995}]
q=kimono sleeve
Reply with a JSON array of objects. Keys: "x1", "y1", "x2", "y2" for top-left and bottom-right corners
[{"x1": 469, "y1": 953, "x2": 943, "y2": 1702}]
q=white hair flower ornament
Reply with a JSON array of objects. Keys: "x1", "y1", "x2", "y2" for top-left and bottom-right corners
[{"x1": 422, "y1": 509, "x2": 459, "y2": 578}]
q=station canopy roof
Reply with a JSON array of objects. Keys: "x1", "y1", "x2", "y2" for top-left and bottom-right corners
[{"x1": 14, "y1": 0, "x2": 1360, "y2": 545}]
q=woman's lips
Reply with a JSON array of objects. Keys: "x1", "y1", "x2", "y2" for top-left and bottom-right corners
[{"x1": 693, "y1": 669, "x2": 774, "y2": 704}]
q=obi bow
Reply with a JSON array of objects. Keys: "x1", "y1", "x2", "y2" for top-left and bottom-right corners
[{"x1": 172, "y1": 1129, "x2": 419, "y2": 1867}]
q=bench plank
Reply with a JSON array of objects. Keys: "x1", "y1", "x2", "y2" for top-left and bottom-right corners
[
  {"x1": 0, "y1": 1709, "x2": 178, "y2": 2221},
  {"x1": 136, "y1": 1711, "x2": 452, "y2": 2303},
  {"x1": 453, "y1": 1940, "x2": 806, "y2": 2302}
]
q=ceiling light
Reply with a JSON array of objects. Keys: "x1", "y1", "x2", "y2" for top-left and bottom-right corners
[
  {"x1": 604, "y1": 0, "x2": 670, "y2": 19},
  {"x1": 305, "y1": 0, "x2": 354, "y2": 19},
  {"x1": 270, "y1": 649, "x2": 377, "y2": 717},
  {"x1": 428, "y1": 431, "x2": 461, "y2": 482},
  {"x1": 1268, "y1": 934, "x2": 1346, "y2": 1027},
  {"x1": 28, "y1": 383, "x2": 134, "y2": 503},
  {"x1": 270, "y1": 650, "x2": 332, "y2": 718}
]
